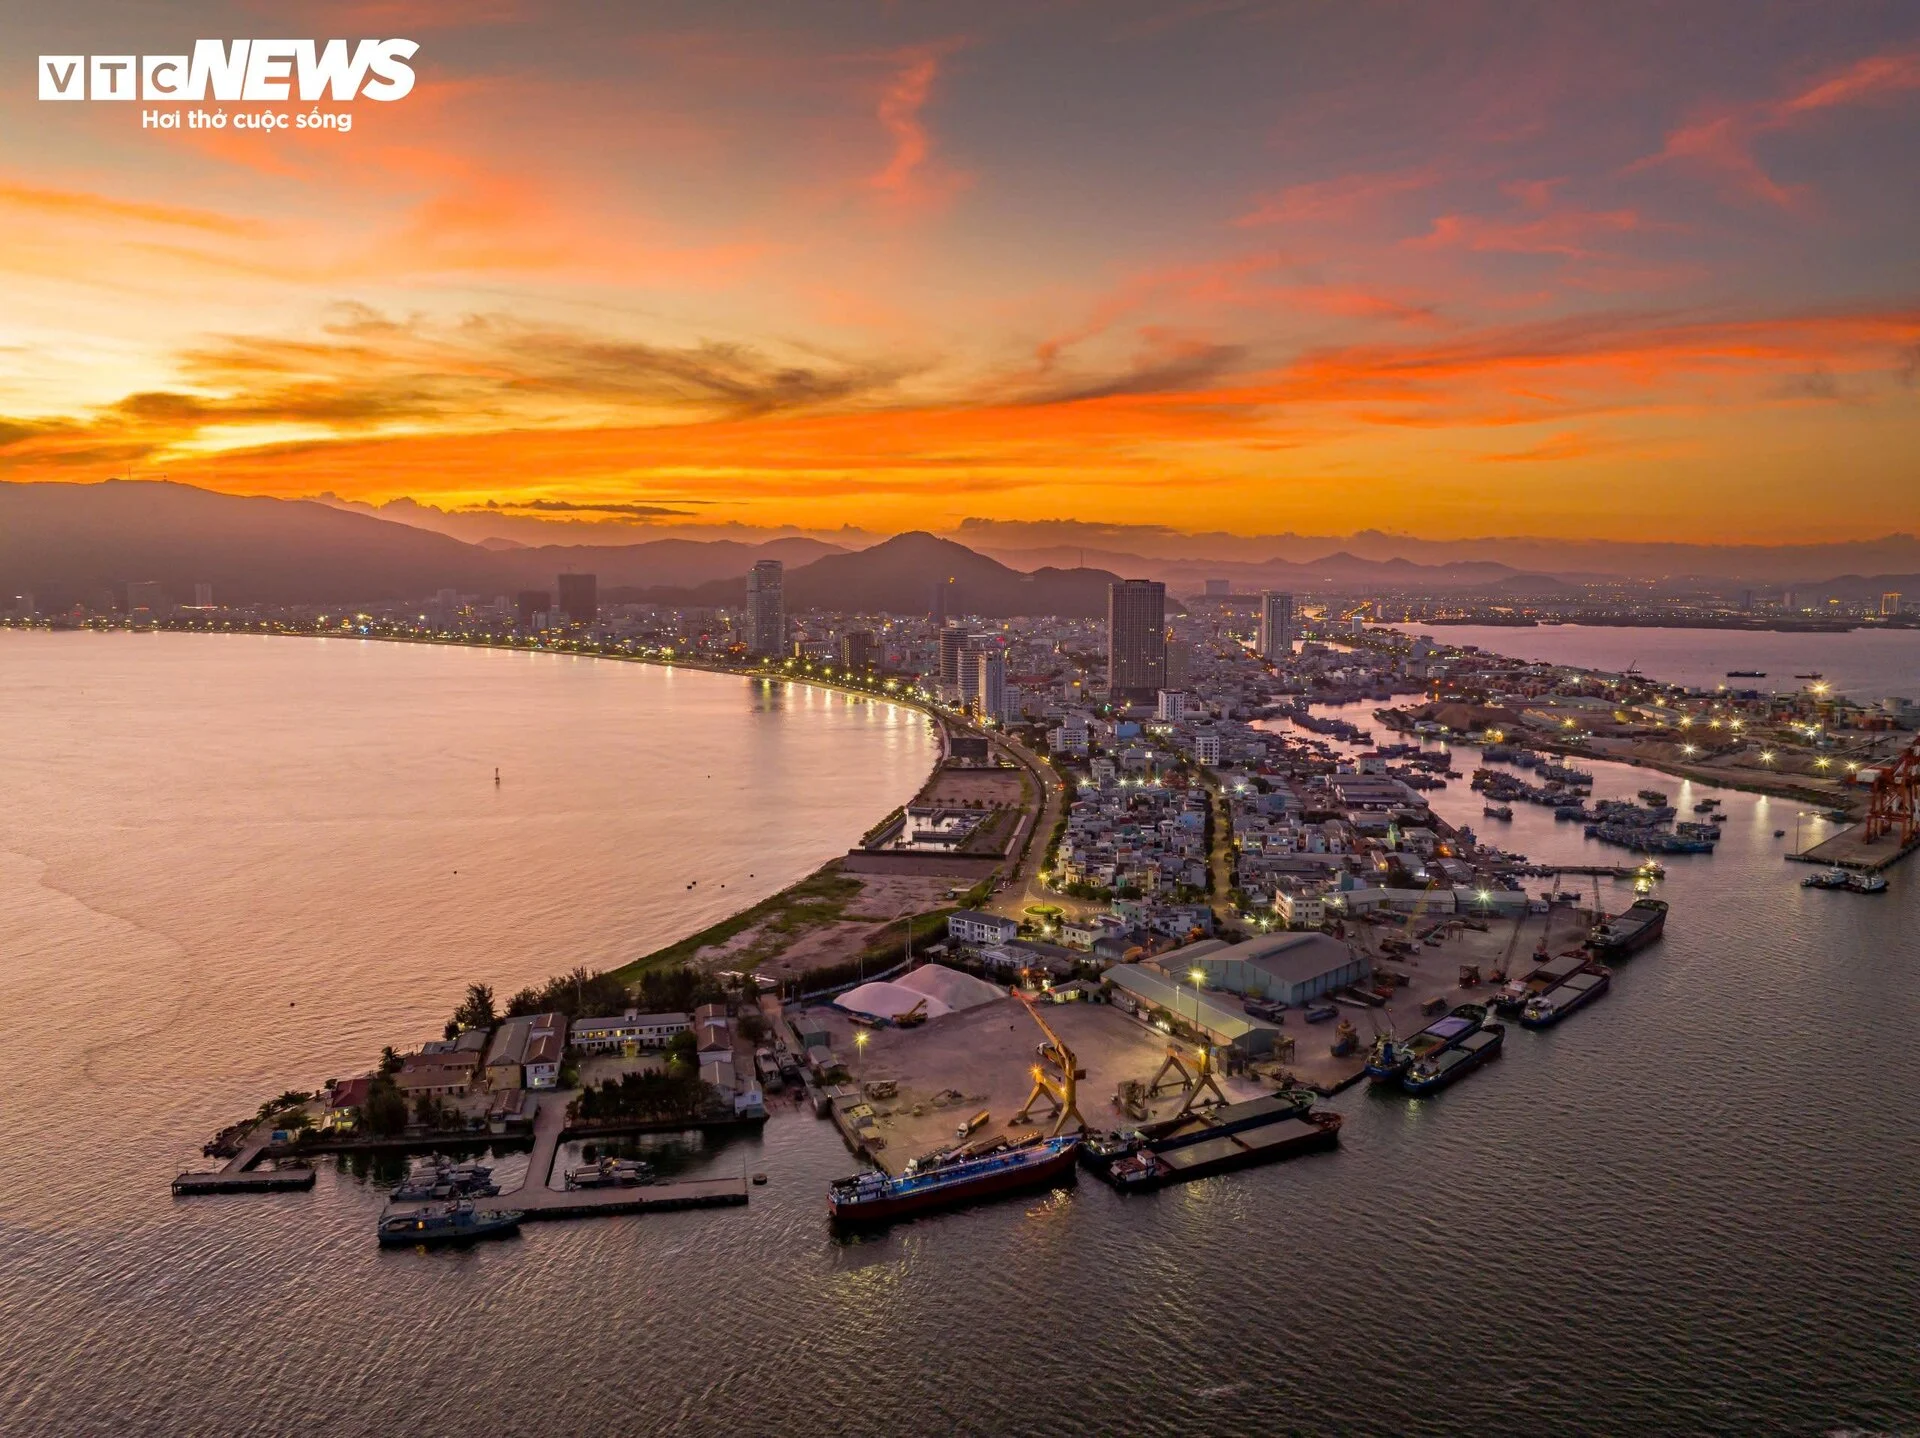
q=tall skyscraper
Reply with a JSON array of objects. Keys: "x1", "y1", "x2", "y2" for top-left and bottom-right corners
[
  {"x1": 557, "y1": 572, "x2": 598, "y2": 626},
  {"x1": 930, "y1": 577, "x2": 955, "y2": 626},
  {"x1": 1107, "y1": 579, "x2": 1166, "y2": 701},
  {"x1": 976, "y1": 652, "x2": 1008, "y2": 723},
  {"x1": 1883, "y1": 591, "x2": 1904, "y2": 616},
  {"x1": 1165, "y1": 637, "x2": 1192, "y2": 689},
  {"x1": 956, "y1": 636, "x2": 992, "y2": 700},
  {"x1": 125, "y1": 580, "x2": 168, "y2": 616},
  {"x1": 1258, "y1": 591, "x2": 1295, "y2": 660},
  {"x1": 746, "y1": 560, "x2": 785, "y2": 657},
  {"x1": 938, "y1": 625, "x2": 970, "y2": 687},
  {"x1": 193, "y1": 582, "x2": 214, "y2": 608},
  {"x1": 516, "y1": 590, "x2": 550, "y2": 629}
]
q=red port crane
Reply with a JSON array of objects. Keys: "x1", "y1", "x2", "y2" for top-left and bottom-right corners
[{"x1": 1863, "y1": 734, "x2": 1920, "y2": 847}]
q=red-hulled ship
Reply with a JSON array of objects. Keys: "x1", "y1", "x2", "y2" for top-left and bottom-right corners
[{"x1": 827, "y1": 1135, "x2": 1079, "y2": 1223}]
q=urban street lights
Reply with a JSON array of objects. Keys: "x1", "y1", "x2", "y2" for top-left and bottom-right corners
[
  {"x1": 854, "y1": 1028, "x2": 868, "y2": 1084},
  {"x1": 1189, "y1": 967, "x2": 1205, "y2": 1031}
]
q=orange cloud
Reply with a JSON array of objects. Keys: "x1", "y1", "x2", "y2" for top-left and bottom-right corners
[{"x1": 867, "y1": 48, "x2": 970, "y2": 218}]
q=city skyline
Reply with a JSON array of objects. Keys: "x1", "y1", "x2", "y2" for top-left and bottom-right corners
[{"x1": 5, "y1": 3, "x2": 1920, "y2": 542}]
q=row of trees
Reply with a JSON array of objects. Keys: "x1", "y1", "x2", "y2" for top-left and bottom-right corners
[{"x1": 574, "y1": 1068, "x2": 714, "y2": 1124}]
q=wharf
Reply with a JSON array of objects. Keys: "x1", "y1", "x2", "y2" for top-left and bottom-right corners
[
  {"x1": 1787, "y1": 825, "x2": 1920, "y2": 873},
  {"x1": 172, "y1": 1130, "x2": 314, "y2": 1196}
]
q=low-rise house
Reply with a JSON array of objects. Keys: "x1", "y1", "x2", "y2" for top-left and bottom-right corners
[
  {"x1": 395, "y1": 1050, "x2": 479, "y2": 1098},
  {"x1": 948, "y1": 910, "x2": 1019, "y2": 947},
  {"x1": 524, "y1": 1014, "x2": 568, "y2": 1089},
  {"x1": 570, "y1": 1010, "x2": 690, "y2": 1053}
]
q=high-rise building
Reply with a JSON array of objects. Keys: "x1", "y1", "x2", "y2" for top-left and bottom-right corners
[
  {"x1": 976, "y1": 652, "x2": 1008, "y2": 723},
  {"x1": 1108, "y1": 579, "x2": 1166, "y2": 701},
  {"x1": 938, "y1": 625, "x2": 970, "y2": 687},
  {"x1": 125, "y1": 580, "x2": 168, "y2": 616},
  {"x1": 516, "y1": 590, "x2": 551, "y2": 629},
  {"x1": 930, "y1": 578, "x2": 955, "y2": 626},
  {"x1": 557, "y1": 572, "x2": 598, "y2": 626},
  {"x1": 1258, "y1": 591, "x2": 1295, "y2": 660},
  {"x1": 1204, "y1": 579, "x2": 1230, "y2": 597},
  {"x1": 1165, "y1": 637, "x2": 1192, "y2": 689},
  {"x1": 746, "y1": 560, "x2": 785, "y2": 657},
  {"x1": 837, "y1": 630, "x2": 874, "y2": 670},
  {"x1": 1156, "y1": 689, "x2": 1188, "y2": 722},
  {"x1": 193, "y1": 582, "x2": 214, "y2": 608},
  {"x1": 957, "y1": 637, "x2": 992, "y2": 701},
  {"x1": 1883, "y1": 591, "x2": 1905, "y2": 617}
]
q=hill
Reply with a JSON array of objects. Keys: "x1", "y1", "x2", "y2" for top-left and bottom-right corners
[
  {"x1": 671, "y1": 532, "x2": 1131, "y2": 617},
  {"x1": 0, "y1": 479, "x2": 503, "y2": 606}
]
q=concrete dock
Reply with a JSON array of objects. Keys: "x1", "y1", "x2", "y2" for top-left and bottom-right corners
[
  {"x1": 1787, "y1": 824, "x2": 1920, "y2": 873},
  {"x1": 172, "y1": 1130, "x2": 315, "y2": 1195}
]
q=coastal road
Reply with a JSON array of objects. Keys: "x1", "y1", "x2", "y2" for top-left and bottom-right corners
[{"x1": 983, "y1": 730, "x2": 1080, "y2": 920}]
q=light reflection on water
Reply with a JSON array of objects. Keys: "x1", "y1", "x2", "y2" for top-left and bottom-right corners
[{"x1": 0, "y1": 636, "x2": 1914, "y2": 1435}]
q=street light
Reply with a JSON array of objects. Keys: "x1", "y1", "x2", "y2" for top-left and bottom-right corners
[
  {"x1": 854, "y1": 1028, "x2": 869, "y2": 1082},
  {"x1": 1189, "y1": 967, "x2": 1205, "y2": 1029}
]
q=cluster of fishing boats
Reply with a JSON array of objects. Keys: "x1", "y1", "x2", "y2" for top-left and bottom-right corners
[
  {"x1": 1802, "y1": 867, "x2": 1889, "y2": 895},
  {"x1": 390, "y1": 1155, "x2": 498, "y2": 1202}
]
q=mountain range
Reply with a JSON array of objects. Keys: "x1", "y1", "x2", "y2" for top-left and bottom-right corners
[{"x1": 3, "y1": 480, "x2": 1914, "y2": 614}]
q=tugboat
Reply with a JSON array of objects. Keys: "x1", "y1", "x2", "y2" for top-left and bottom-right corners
[
  {"x1": 1845, "y1": 873, "x2": 1889, "y2": 895},
  {"x1": 377, "y1": 1198, "x2": 523, "y2": 1247},
  {"x1": 828, "y1": 1135, "x2": 1079, "y2": 1224}
]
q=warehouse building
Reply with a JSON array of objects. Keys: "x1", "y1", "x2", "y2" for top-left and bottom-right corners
[
  {"x1": 1166, "y1": 932, "x2": 1369, "y2": 1008},
  {"x1": 1103, "y1": 963, "x2": 1281, "y2": 1058}
]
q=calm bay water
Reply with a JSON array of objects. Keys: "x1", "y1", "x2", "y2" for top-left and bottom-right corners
[
  {"x1": 1386, "y1": 622, "x2": 1920, "y2": 703},
  {"x1": 2, "y1": 634, "x2": 1917, "y2": 1436}
]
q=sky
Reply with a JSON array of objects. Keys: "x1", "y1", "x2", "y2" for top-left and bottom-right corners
[{"x1": 3, "y1": 0, "x2": 1918, "y2": 543}]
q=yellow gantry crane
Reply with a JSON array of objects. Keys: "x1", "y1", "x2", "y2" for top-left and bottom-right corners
[
  {"x1": 1011, "y1": 994, "x2": 1088, "y2": 1136},
  {"x1": 1147, "y1": 1038, "x2": 1230, "y2": 1117}
]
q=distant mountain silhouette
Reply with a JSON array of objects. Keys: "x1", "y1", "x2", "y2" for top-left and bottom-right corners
[
  {"x1": 0, "y1": 479, "x2": 502, "y2": 606},
  {"x1": 667, "y1": 531, "x2": 1132, "y2": 617},
  {"x1": 0, "y1": 481, "x2": 844, "y2": 607}
]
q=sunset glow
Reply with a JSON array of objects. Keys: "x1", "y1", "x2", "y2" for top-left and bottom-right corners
[{"x1": 6, "y1": 2, "x2": 1919, "y2": 540}]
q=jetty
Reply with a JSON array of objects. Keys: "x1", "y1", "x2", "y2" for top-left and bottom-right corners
[
  {"x1": 1786, "y1": 824, "x2": 1920, "y2": 874},
  {"x1": 172, "y1": 1128, "x2": 315, "y2": 1196}
]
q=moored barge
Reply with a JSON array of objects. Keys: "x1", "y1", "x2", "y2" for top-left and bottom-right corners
[
  {"x1": 1520, "y1": 965, "x2": 1612, "y2": 1028},
  {"x1": 1105, "y1": 1111, "x2": 1342, "y2": 1192},
  {"x1": 1401, "y1": 1024, "x2": 1504, "y2": 1095},
  {"x1": 1587, "y1": 898, "x2": 1667, "y2": 958}
]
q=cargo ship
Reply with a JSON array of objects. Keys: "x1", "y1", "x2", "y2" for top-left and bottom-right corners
[
  {"x1": 1401, "y1": 1024, "x2": 1504, "y2": 1095},
  {"x1": 827, "y1": 1134, "x2": 1079, "y2": 1223},
  {"x1": 1364, "y1": 1004, "x2": 1487, "y2": 1086},
  {"x1": 1103, "y1": 1111, "x2": 1341, "y2": 1192},
  {"x1": 1081, "y1": 1091, "x2": 1316, "y2": 1176},
  {"x1": 1586, "y1": 898, "x2": 1667, "y2": 957},
  {"x1": 377, "y1": 1198, "x2": 523, "y2": 1247},
  {"x1": 1520, "y1": 964, "x2": 1611, "y2": 1028}
]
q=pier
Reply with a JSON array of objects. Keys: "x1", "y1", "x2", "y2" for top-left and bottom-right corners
[
  {"x1": 1786, "y1": 824, "x2": 1920, "y2": 873},
  {"x1": 172, "y1": 1130, "x2": 315, "y2": 1196}
]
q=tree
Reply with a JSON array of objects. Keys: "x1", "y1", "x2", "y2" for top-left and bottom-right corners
[
  {"x1": 666, "y1": 1030, "x2": 697, "y2": 1070},
  {"x1": 364, "y1": 1078, "x2": 408, "y2": 1136},
  {"x1": 453, "y1": 981, "x2": 497, "y2": 1031},
  {"x1": 378, "y1": 1045, "x2": 402, "y2": 1077}
]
